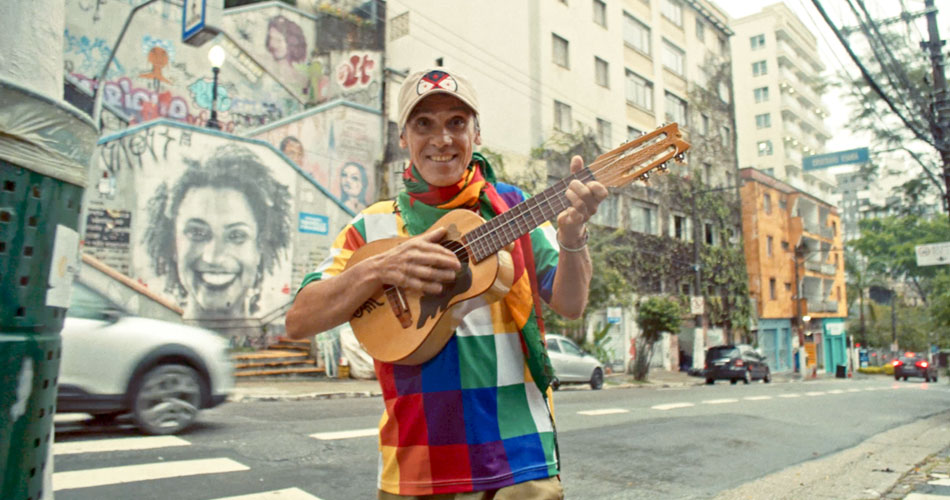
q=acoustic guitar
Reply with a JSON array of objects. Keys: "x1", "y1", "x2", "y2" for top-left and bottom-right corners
[{"x1": 344, "y1": 123, "x2": 690, "y2": 365}]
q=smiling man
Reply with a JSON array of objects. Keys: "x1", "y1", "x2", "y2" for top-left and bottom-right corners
[{"x1": 286, "y1": 68, "x2": 607, "y2": 499}]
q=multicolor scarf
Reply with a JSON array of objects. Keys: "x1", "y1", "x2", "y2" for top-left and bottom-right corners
[{"x1": 396, "y1": 153, "x2": 554, "y2": 394}]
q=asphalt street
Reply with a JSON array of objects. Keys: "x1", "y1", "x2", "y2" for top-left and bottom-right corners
[{"x1": 52, "y1": 374, "x2": 950, "y2": 499}]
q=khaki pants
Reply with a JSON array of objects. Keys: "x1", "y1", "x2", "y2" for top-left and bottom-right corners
[{"x1": 378, "y1": 476, "x2": 564, "y2": 500}]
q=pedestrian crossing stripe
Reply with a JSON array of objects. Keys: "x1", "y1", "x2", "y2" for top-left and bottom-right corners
[
  {"x1": 309, "y1": 428, "x2": 377, "y2": 440},
  {"x1": 53, "y1": 457, "x2": 249, "y2": 491},
  {"x1": 53, "y1": 435, "x2": 190, "y2": 455},
  {"x1": 213, "y1": 487, "x2": 325, "y2": 499}
]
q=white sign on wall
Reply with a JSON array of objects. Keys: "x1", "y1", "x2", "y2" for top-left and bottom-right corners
[
  {"x1": 690, "y1": 296, "x2": 704, "y2": 315},
  {"x1": 916, "y1": 241, "x2": 950, "y2": 267}
]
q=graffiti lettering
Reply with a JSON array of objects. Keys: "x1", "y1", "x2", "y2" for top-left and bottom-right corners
[
  {"x1": 336, "y1": 53, "x2": 376, "y2": 89},
  {"x1": 98, "y1": 128, "x2": 158, "y2": 174},
  {"x1": 101, "y1": 77, "x2": 191, "y2": 122}
]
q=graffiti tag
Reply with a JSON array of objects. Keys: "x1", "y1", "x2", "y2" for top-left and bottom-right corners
[{"x1": 336, "y1": 53, "x2": 376, "y2": 89}]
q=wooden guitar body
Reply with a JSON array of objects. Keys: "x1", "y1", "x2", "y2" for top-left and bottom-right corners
[{"x1": 344, "y1": 209, "x2": 515, "y2": 365}]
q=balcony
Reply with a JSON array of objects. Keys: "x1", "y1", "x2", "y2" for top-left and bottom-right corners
[
  {"x1": 806, "y1": 299, "x2": 838, "y2": 313},
  {"x1": 820, "y1": 262, "x2": 836, "y2": 275}
]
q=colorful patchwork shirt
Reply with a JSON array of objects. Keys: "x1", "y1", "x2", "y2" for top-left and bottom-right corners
[{"x1": 298, "y1": 184, "x2": 561, "y2": 495}]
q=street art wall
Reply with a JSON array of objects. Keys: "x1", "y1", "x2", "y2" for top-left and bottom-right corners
[
  {"x1": 250, "y1": 101, "x2": 381, "y2": 212},
  {"x1": 221, "y1": 3, "x2": 383, "y2": 109},
  {"x1": 86, "y1": 120, "x2": 354, "y2": 345},
  {"x1": 64, "y1": 0, "x2": 304, "y2": 133}
]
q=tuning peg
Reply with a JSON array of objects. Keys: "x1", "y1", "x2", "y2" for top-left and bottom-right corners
[
  {"x1": 674, "y1": 153, "x2": 686, "y2": 163},
  {"x1": 657, "y1": 162, "x2": 668, "y2": 172},
  {"x1": 639, "y1": 172, "x2": 650, "y2": 181}
]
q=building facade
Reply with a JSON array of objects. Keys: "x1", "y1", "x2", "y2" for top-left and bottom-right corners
[
  {"x1": 740, "y1": 167, "x2": 847, "y2": 373},
  {"x1": 730, "y1": 3, "x2": 835, "y2": 202}
]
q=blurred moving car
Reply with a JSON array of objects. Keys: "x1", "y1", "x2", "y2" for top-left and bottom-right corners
[
  {"x1": 545, "y1": 334, "x2": 604, "y2": 390},
  {"x1": 892, "y1": 353, "x2": 938, "y2": 382},
  {"x1": 705, "y1": 344, "x2": 771, "y2": 385},
  {"x1": 57, "y1": 283, "x2": 235, "y2": 435}
]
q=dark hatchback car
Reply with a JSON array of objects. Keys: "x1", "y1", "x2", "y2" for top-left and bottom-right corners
[
  {"x1": 892, "y1": 353, "x2": 939, "y2": 382},
  {"x1": 705, "y1": 344, "x2": 771, "y2": 385}
]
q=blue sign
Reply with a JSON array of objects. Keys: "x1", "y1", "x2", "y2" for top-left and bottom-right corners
[
  {"x1": 182, "y1": 0, "x2": 206, "y2": 43},
  {"x1": 802, "y1": 147, "x2": 869, "y2": 170},
  {"x1": 298, "y1": 212, "x2": 329, "y2": 235}
]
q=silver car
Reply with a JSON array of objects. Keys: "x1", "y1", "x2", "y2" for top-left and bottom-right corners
[
  {"x1": 57, "y1": 283, "x2": 234, "y2": 435},
  {"x1": 545, "y1": 334, "x2": 604, "y2": 390}
]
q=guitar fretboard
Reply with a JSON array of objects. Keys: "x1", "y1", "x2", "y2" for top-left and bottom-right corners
[{"x1": 464, "y1": 167, "x2": 596, "y2": 262}]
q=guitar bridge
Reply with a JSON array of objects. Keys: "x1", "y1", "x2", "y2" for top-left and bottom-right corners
[{"x1": 385, "y1": 286, "x2": 413, "y2": 328}]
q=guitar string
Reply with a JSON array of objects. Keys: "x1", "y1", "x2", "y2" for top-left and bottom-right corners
[{"x1": 449, "y1": 135, "x2": 684, "y2": 262}]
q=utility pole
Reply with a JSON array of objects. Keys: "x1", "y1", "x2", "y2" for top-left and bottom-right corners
[{"x1": 922, "y1": 0, "x2": 950, "y2": 219}]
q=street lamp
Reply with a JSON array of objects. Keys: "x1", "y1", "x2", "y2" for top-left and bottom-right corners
[{"x1": 206, "y1": 45, "x2": 226, "y2": 130}]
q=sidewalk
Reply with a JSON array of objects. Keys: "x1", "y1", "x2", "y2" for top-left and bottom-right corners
[{"x1": 227, "y1": 367, "x2": 820, "y2": 402}]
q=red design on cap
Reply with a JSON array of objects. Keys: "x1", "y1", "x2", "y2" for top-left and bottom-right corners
[{"x1": 417, "y1": 70, "x2": 458, "y2": 95}]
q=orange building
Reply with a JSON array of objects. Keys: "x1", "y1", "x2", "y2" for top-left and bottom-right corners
[{"x1": 740, "y1": 168, "x2": 847, "y2": 374}]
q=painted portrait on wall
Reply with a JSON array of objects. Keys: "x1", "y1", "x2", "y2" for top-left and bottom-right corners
[{"x1": 129, "y1": 133, "x2": 296, "y2": 336}]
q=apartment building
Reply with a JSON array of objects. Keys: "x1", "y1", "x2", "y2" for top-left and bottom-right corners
[
  {"x1": 730, "y1": 3, "x2": 836, "y2": 201},
  {"x1": 740, "y1": 167, "x2": 847, "y2": 374},
  {"x1": 385, "y1": 0, "x2": 741, "y2": 370}
]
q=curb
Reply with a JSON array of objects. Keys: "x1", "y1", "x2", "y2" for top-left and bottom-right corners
[{"x1": 228, "y1": 390, "x2": 383, "y2": 403}]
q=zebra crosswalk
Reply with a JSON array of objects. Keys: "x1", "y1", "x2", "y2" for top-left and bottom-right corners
[{"x1": 51, "y1": 433, "x2": 325, "y2": 500}]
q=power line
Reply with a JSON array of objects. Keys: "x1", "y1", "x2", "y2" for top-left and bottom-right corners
[{"x1": 811, "y1": 0, "x2": 935, "y2": 147}]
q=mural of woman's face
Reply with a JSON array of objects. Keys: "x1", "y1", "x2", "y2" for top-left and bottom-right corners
[
  {"x1": 267, "y1": 26, "x2": 288, "y2": 61},
  {"x1": 341, "y1": 164, "x2": 364, "y2": 200},
  {"x1": 174, "y1": 187, "x2": 261, "y2": 316},
  {"x1": 282, "y1": 140, "x2": 304, "y2": 165}
]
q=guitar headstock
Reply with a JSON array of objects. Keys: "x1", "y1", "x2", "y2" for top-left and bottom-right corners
[{"x1": 588, "y1": 123, "x2": 691, "y2": 188}]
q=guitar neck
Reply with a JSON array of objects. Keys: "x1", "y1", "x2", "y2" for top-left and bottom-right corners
[{"x1": 464, "y1": 167, "x2": 595, "y2": 262}]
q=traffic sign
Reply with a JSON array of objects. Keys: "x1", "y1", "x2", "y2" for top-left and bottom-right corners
[
  {"x1": 802, "y1": 147, "x2": 869, "y2": 170},
  {"x1": 916, "y1": 241, "x2": 950, "y2": 266}
]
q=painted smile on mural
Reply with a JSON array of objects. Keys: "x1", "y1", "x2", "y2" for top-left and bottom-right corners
[{"x1": 174, "y1": 187, "x2": 261, "y2": 315}]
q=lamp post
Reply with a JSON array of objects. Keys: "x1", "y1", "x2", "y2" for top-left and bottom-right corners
[{"x1": 206, "y1": 45, "x2": 226, "y2": 130}]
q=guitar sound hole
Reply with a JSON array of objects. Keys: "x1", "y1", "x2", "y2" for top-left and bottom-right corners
[{"x1": 440, "y1": 239, "x2": 469, "y2": 267}]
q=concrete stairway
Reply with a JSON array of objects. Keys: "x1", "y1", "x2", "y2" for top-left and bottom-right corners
[{"x1": 232, "y1": 337, "x2": 325, "y2": 378}]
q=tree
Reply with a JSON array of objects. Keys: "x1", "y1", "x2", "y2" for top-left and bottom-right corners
[
  {"x1": 837, "y1": 22, "x2": 946, "y2": 212},
  {"x1": 632, "y1": 296, "x2": 682, "y2": 381}
]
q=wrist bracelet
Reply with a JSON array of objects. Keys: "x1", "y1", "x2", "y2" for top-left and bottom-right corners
[{"x1": 557, "y1": 227, "x2": 588, "y2": 253}]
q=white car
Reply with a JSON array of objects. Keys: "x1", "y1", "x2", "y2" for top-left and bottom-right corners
[
  {"x1": 57, "y1": 283, "x2": 234, "y2": 435},
  {"x1": 545, "y1": 334, "x2": 604, "y2": 390}
]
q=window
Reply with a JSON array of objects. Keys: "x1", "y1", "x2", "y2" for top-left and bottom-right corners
[
  {"x1": 623, "y1": 13, "x2": 651, "y2": 55},
  {"x1": 627, "y1": 126, "x2": 642, "y2": 141},
  {"x1": 752, "y1": 60, "x2": 768, "y2": 76},
  {"x1": 719, "y1": 36, "x2": 728, "y2": 55},
  {"x1": 779, "y1": 197, "x2": 787, "y2": 210},
  {"x1": 757, "y1": 140, "x2": 773, "y2": 156},
  {"x1": 597, "y1": 118, "x2": 612, "y2": 149},
  {"x1": 721, "y1": 126, "x2": 730, "y2": 147},
  {"x1": 755, "y1": 113, "x2": 771, "y2": 128},
  {"x1": 625, "y1": 70, "x2": 653, "y2": 110},
  {"x1": 750, "y1": 34, "x2": 766, "y2": 49},
  {"x1": 552, "y1": 33, "x2": 570, "y2": 68},
  {"x1": 705, "y1": 222, "x2": 715, "y2": 245},
  {"x1": 662, "y1": 0, "x2": 683, "y2": 27},
  {"x1": 763, "y1": 193, "x2": 772, "y2": 214},
  {"x1": 785, "y1": 282, "x2": 792, "y2": 291},
  {"x1": 629, "y1": 202, "x2": 655, "y2": 234},
  {"x1": 701, "y1": 114, "x2": 709, "y2": 135},
  {"x1": 695, "y1": 18, "x2": 705, "y2": 41},
  {"x1": 767, "y1": 235, "x2": 773, "y2": 256},
  {"x1": 664, "y1": 91, "x2": 686, "y2": 125},
  {"x1": 594, "y1": 57, "x2": 609, "y2": 87},
  {"x1": 592, "y1": 197, "x2": 619, "y2": 227},
  {"x1": 662, "y1": 39, "x2": 685, "y2": 75},
  {"x1": 754, "y1": 86, "x2": 769, "y2": 103},
  {"x1": 781, "y1": 240, "x2": 789, "y2": 250},
  {"x1": 672, "y1": 214, "x2": 689, "y2": 240},
  {"x1": 769, "y1": 278, "x2": 777, "y2": 300},
  {"x1": 703, "y1": 162, "x2": 712, "y2": 184},
  {"x1": 593, "y1": 0, "x2": 607, "y2": 27},
  {"x1": 554, "y1": 100, "x2": 572, "y2": 131}
]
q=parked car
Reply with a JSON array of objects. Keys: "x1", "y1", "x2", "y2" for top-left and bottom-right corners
[
  {"x1": 704, "y1": 344, "x2": 771, "y2": 385},
  {"x1": 57, "y1": 283, "x2": 235, "y2": 435},
  {"x1": 545, "y1": 334, "x2": 604, "y2": 390},
  {"x1": 892, "y1": 353, "x2": 938, "y2": 382}
]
